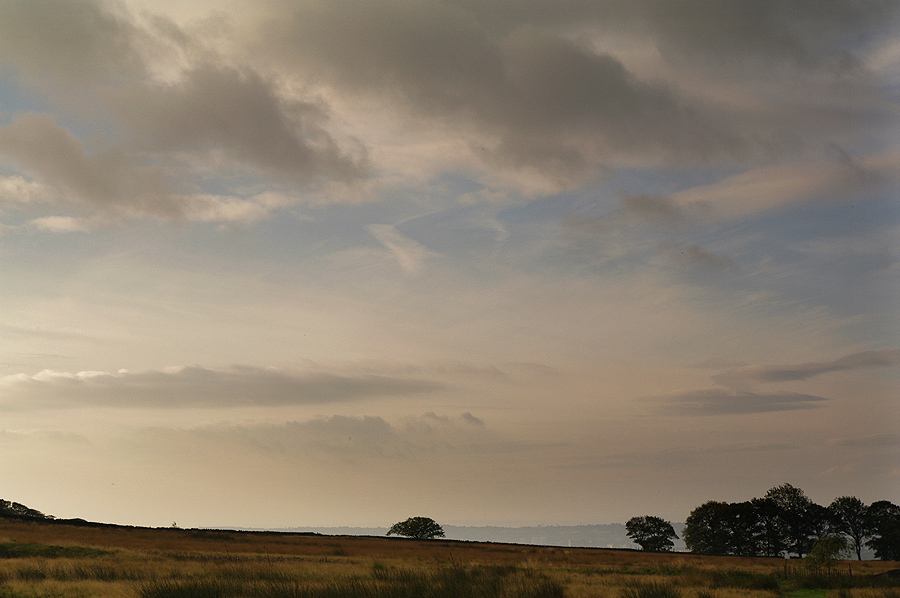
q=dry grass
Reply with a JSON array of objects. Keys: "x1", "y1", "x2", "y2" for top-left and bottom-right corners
[{"x1": 1, "y1": 518, "x2": 897, "y2": 598}]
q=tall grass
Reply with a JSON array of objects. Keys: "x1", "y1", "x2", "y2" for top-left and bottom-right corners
[
  {"x1": 137, "y1": 564, "x2": 566, "y2": 598},
  {"x1": 620, "y1": 581, "x2": 683, "y2": 598}
]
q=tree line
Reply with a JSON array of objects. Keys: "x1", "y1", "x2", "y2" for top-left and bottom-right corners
[
  {"x1": 627, "y1": 484, "x2": 899, "y2": 560},
  {"x1": 0, "y1": 499, "x2": 52, "y2": 520}
]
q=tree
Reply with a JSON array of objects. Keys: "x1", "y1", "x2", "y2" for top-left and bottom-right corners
[
  {"x1": 730, "y1": 500, "x2": 769, "y2": 557},
  {"x1": 765, "y1": 483, "x2": 818, "y2": 557},
  {"x1": 828, "y1": 496, "x2": 871, "y2": 560},
  {"x1": 866, "y1": 500, "x2": 900, "y2": 561},
  {"x1": 750, "y1": 497, "x2": 788, "y2": 557},
  {"x1": 386, "y1": 516, "x2": 445, "y2": 539},
  {"x1": 0, "y1": 500, "x2": 51, "y2": 520},
  {"x1": 684, "y1": 501, "x2": 734, "y2": 555},
  {"x1": 805, "y1": 534, "x2": 849, "y2": 576},
  {"x1": 626, "y1": 516, "x2": 678, "y2": 552}
]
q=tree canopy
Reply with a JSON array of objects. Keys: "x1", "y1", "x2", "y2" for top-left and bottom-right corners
[
  {"x1": 625, "y1": 516, "x2": 678, "y2": 552},
  {"x1": 682, "y1": 486, "x2": 900, "y2": 561},
  {"x1": 386, "y1": 516, "x2": 445, "y2": 540},
  {"x1": 829, "y1": 496, "x2": 871, "y2": 560},
  {"x1": 866, "y1": 500, "x2": 900, "y2": 561}
]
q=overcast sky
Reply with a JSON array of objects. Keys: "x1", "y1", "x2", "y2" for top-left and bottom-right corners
[{"x1": 0, "y1": 0, "x2": 898, "y2": 529}]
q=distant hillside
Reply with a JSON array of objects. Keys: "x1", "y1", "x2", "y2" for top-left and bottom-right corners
[
  {"x1": 265, "y1": 523, "x2": 688, "y2": 551},
  {"x1": 0, "y1": 499, "x2": 53, "y2": 520}
]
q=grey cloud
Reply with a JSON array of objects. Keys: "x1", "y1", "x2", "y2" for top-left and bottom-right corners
[
  {"x1": 448, "y1": 0, "x2": 899, "y2": 71},
  {"x1": 828, "y1": 434, "x2": 900, "y2": 449},
  {"x1": 662, "y1": 243, "x2": 740, "y2": 272},
  {"x1": 644, "y1": 0, "x2": 900, "y2": 71},
  {"x1": 260, "y1": 2, "x2": 742, "y2": 182},
  {"x1": 173, "y1": 413, "x2": 494, "y2": 460},
  {"x1": 651, "y1": 389, "x2": 829, "y2": 416},
  {"x1": 0, "y1": 113, "x2": 166, "y2": 210},
  {"x1": 0, "y1": 366, "x2": 443, "y2": 411},
  {"x1": 713, "y1": 349, "x2": 900, "y2": 387},
  {"x1": 461, "y1": 412, "x2": 484, "y2": 426},
  {"x1": 116, "y1": 65, "x2": 366, "y2": 182},
  {"x1": 0, "y1": 0, "x2": 145, "y2": 85},
  {"x1": 620, "y1": 193, "x2": 686, "y2": 226}
]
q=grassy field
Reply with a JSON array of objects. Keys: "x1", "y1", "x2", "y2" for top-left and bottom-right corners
[{"x1": 0, "y1": 517, "x2": 897, "y2": 598}]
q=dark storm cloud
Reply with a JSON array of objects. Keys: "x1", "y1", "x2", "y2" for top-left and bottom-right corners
[
  {"x1": 713, "y1": 349, "x2": 900, "y2": 387},
  {"x1": 0, "y1": 366, "x2": 443, "y2": 410},
  {"x1": 652, "y1": 389, "x2": 829, "y2": 416}
]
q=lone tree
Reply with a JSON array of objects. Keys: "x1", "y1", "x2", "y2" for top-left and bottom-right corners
[
  {"x1": 805, "y1": 534, "x2": 850, "y2": 576},
  {"x1": 626, "y1": 515, "x2": 678, "y2": 552},
  {"x1": 386, "y1": 516, "x2": 445, "y2": 539}
]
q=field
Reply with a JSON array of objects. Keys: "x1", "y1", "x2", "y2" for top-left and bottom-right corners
[{"x1": 0, "y1": 517, "x2": 897, "y2": 598}]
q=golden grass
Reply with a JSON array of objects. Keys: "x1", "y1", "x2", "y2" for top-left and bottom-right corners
[{"x1": 0, "y1": 518, "x2": 897, "y2": 598}]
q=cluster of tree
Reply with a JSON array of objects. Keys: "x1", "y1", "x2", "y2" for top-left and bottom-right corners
[
  {"x1": 682, "y1": 484, "x2": 899, "y2": 560},
  {"x1": 0, "y1": 499, "x2": 52, "y2": 520},
  {"x1": 386, "y1": 516, "x2": 445, "y2": 539}
]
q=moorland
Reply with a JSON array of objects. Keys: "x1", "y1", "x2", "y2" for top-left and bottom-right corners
[{"x1": 0, "y1": 514, "x2": 898, "y2": 598}]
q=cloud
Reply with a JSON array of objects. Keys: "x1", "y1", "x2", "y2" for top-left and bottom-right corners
[
  {"x1": 668, "y1": 154, "x2": 893, "y2": 221},
  {"x1": 0, "y1": 0, "x2": 146, "y2": 85},
  {"x1": 660, "y1": 243, "x2": 740, "y2": 273},
  {"x1": 620, "y1": 193, "x2": 687, "y2": 226},
  {"x1": 29, "y1": 216, "x2": 92, "y2": 233},
  {"x1": 0, "y1": 176, "x2": 54, "y2": 206},
  {"x1": 451, "y1": 0, "x2": 899, "y2": 71},
  {"x1": 368, "y1": 224, "x2": 435, "y2": 273},
  {"x1": 115, "y1": 64, "x2": 366, "y2": 182},
  {"x1": 0, "y1": 365, "x2": 443, "y2": 411},
  {"x1": 156, "y1": 412, "x2": 496, "y2": 462},
  {"x1": 713, "y1": 349, "x2": 900, "y2": 387},
  {"x1": 461, "y1": 411, "x2": 484, "y2": 426},
  {"x1": 0, "y1": 113, "x2": 164, "y2": 210},
  {"x1": 642, "y1": 0, "x2": 899, "y2": 71},
  {"x1": 258, "y1": 2, "x2": 743, "y2": 185},
  {"x1": 651, "y1": 389, "x2": 829, "y2": 416}
]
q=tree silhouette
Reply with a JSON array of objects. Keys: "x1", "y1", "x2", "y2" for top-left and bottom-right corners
[
  {"x1": 866, "y1": 500, "x2": 900, "y2": 561},
  {"x1": 386, "y1": 516, "x2": 445, "y2": 539},
  {"x1": 765, "y1": 483, "x2": 817, "y2": 557},
  {"x1": 625, "y1": 516, "x2": 678, "y2": 552},
  {"x1": 683, "y1": 501, "x2": 733, "y2": 555},
  {"x1": 828, "y1": 496, "x2": 871, "y2": 560}
]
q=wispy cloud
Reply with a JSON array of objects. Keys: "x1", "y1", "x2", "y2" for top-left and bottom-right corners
[
  {"x1": 368, "y1": 224, "x2": 435, "y2": 273},
  {"x1": 650, "y1": 389, "x2": 829, "y2": 416},
  {"x1": 713, "y1": 349, "x2": 900, "y2": 388},
  {"x1": 0, "y1": 366, "x2": 443, "y2": 411}
]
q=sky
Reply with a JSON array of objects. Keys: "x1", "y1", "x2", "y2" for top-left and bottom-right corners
[{"x1": 0, "y1": 0, "x2": 898, "y2": 530}]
